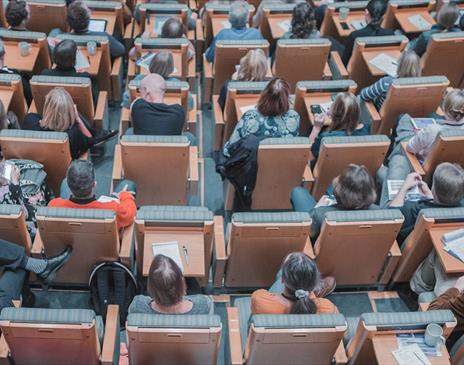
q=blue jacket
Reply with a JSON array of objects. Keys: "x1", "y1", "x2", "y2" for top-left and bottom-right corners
[{"x1": 411, "y1": 24, "x2": 462, "y2": 57}]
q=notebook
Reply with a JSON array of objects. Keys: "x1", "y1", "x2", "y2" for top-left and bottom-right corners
[
  {"x1": 152, "y1": 241, "x2": 184, "y2": 272},
  {"x1": 442, "y1": 229, "x2": 464, "y2": 263},
  {"x1": 411, "y1": 118, "x2": 437, "y2": 130},
  {"x1": 88, "y1": 19, "x2": 107, "y2": 32},
  {"x1": 408, "y1": 14, "x2": 432, "y2": 30},
  {"x1": 368, "y1": 53, "x2": 398, "y2": 77},
  {"x1": 350, "y1": 20, "x2": 366, "y2": 30},
  {"x1": 278, "y1": 19, "x2": 291, "y2": 32},
  {"x1": 387, "y1": 180, "x2": 422, "y2": 201}
]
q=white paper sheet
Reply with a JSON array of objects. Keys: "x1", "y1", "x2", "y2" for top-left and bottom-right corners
[
  {"x1": 368, "y1": 52, "x2": 398, "y2": 77},
  {"x1": 278, "y1": 19, "x2": 291, "y2": 32},
  {"x1": 97, "y1": 195, "x2": 120, "y2": 204},
  {"x1": 387, "y1": 180, "x2": 421, "y2": 201},
  {"x1": 411, "y1": 118, "x2": 437, "y2": 130},
  {"x1": 239, "y1": 104, "x2": 256, "y2": 114},
  {"x1": 152, "y1": 241, "x2": 184, "y2": 272},
  {"x1": 350, "y1": 20, "x2": 366, "y2": 30},
  {"x1": 75, "y1": 48, "x2": 90, "y2": 70},
  {"x1": 396, "y1": 333, "x2": 441, "y2": 357},
  {"x1": 88, "y1": 19, "x2": 107, "y2": 32},
  {"x1": 320, "y1": 101, "x2": 333, "y2": 113},
  {"x1": 442, "y1": 229, "x2": 464, "y2": 243},
  {"x1": 392, "y1": 344, "x2": 431, "y2": 365},
  {"x1": 408, "y1": 14, "x2": 432, "y2": 30},
  {"x1": 444, "y1": 237, "x2": 464, "y2": 262},
  {"x1": 153, "y1": 16, "x2": 170, "y2": 34}
]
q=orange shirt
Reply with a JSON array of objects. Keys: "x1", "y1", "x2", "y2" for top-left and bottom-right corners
[
  {"x1": 251, "y1": 289, "x2": 339, "y2": 315},
  {"x1": 48, "y1": 192, "x2": 137, "y2": 229}
]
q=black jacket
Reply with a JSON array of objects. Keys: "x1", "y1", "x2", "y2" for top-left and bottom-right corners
[{"x1": 0, "y1": 67, "x2": 32, "y2": 106}]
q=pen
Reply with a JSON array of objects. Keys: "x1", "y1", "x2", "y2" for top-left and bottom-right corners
[
  {"x1": 182, "y1": 245, "x2": 189, "y2": 265},
  {"x1": 413, "y1": 352, "x2": 426, "y2": 365}
]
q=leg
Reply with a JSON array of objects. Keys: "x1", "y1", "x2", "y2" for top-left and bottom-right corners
[
  {"x1": 0, "y1": 239, "x2": 28, "y2": 270},
  {"x1": 433, "y1": 253, "x2": 459, "y2": 296},
  {"x1": 268, "y1": 269, "x2": 284, "y2": 293},
  {"x1": 379, "y1": 154, "x2": 411, "y2": 208},
  {"x1": 410, "y1": 251, "x2": 437, "y2": 294},
  {"x1": 182, "y1": 131, "x2": 196, "y2": 146},
  {"x1": 0, "y1": 269, "x2": 26, "y2": 312},
  {"x1": 290, "y1": 187, "x2": 317, "y2": 213}
]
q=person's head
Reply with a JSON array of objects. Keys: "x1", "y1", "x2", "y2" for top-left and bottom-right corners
[
  {"x1": 53, "y1": 39, "x2": 77, "y2": 70},
  {"x1": 329, "y1": 92, "x2": 360, "y2": 134},
  {"x1": 332, "y1": 164, "x2": 377, "y2": 210},
  {"x1": 236, "y1": 49, "x2": 268, "y2": 82},
  {"x1": 432, "y1": 162, "x2": 464, "y2": 205},
  {"x1": 140, "y1": 73, "x2": 166, "y2": 103},
  {"x1": 66, "y1": 160, "x2": 96, "y2": 199},
  {"x1": 437, "y1": 3, "x2": 460, "y2": 29},
  {"x1": 365, "y1": 0, "x2": 388, "y2": 26},
  {"x1": 281, "y1": 252, "x2": 319, "y2": 314},
  {"x1": 147, "y1": 254, "x2": 186, "y2": 307},
  {"x1": 396, "y1": 50, "x2": 421, "y2": 78},
  {"x1": 290, "y1": 2, "x2": 317, "y2": 39},
  {"x1": 6, "y1": 0, "x2": 29, "y2": 29},
  {"x1": 257, "y1": 78, "x2": 290, "y2": 117},
  {"x1": 161, "y1": 17, "x2": 185, "y2": 38},
  {"x1": 229, "y1": 1, "x2": 249, "y2": 29},
  {"x1": 67, "y1": 1, "x2": 91, "y2": 33},
  {"x1": 41, "y1": 87, "x2": 76, "y2": 132},
  {"x1": 442, "y1": 89, "x2": 464, "y2": 122},
  {"x1": 148, "y1": 51, "x2": 174, "y2": 79}
]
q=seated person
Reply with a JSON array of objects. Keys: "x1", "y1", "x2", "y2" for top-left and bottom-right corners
[
  {"x1": 0, "y1": 40, "x2": 32, "y2": 105},
  {"x1": 161, "y1": 18, "x2": 196, "y2": 61},
  {"x1": 309, "y1": 92, "x2": 370, "y2": 161},
  {"x1": 251, "y1": 252, "x2": 338, "y2": 314},
  {"x1": 291, "y1": 164, "x2": 378, "y2": 240},
  {"x1": 0, "y1": 239, "x2": 71, "y2": 312},
  {"x1": 342, "y1": 0, "x2": 394, "y2": 65},
  {"x1": 41, "y1": 39, "x2": 99, "y2": 105},
  {"x1": 360, "y1": 50, "x2": 421, "y2": 110},
  {"x1": 65, "y1": 1, "x2": 125, "y2": 59},
  {"x1": 281, "y1": 2, "x2": 320, "y2": 40},
  {"x1": 129, "y1": 254, "x2": 212, "y2": 314},
  {"x1": 130, "y1": 73, "x2": 185, "y2": 136},
  {"x1": 389, "y1": 163, "x2": 464, "y2": 245},
  {"x1": 48, "y1": 160, "x2": 137, "y2": 229},
  {"x1": 223, "y1": 77, "x2": 300, "y2": 157},
  {"x1": 205, "y1": 1, "x2": 264, "y2": 63},
  {"x1": 409, "y1": 3, "x2": 461, "y2": 57},
  {"x1": 5, "y1": 0, "x2": 29, "y2": 31},
  {"x1": 134, "y1": 0, "x2": 197, "y2": 31},
  {"x1": 218, "y1": 48, "x2": 268, "y2": 112},
  {"x1": 22, "y1": 87, "x2": 94, "y2": 159}
]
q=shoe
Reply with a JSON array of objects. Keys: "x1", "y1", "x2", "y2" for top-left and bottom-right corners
[
  {"x1": 314, "y1": 276, "x2": 336, "y2": 298},
  {"x1": 37, "y1": 247, "x2": 73, "y2": 285}
]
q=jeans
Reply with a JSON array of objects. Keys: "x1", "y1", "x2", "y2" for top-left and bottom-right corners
[
  {"x1": 290, "y1": 187, "x2": 317, "y2": 213},
  {"x1": 60, "y1": 179, "x2": 137, "y2": 199},
  {"x1": 377, "y1": 154, "x2": 412, "y2": 208}
]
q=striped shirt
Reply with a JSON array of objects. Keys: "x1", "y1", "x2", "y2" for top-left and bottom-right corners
[{"x1": 360, "y1": 76, "x2": 394, "y2": 110}]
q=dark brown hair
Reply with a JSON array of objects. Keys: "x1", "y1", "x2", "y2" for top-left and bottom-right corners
[
  {"x1": 257, "y1": 78, "x2": 290, "y2": 117},
  {"x1": 332, "y1": 164, "x2": 377, "y2": 210},
  {"x1": 149, "y1": 51, "x2": 174, "y2": 79},
  {"x1": 147, "y1": 255, "x2": 186, "y2": 307},
  {"x1": 329, "y1": 92, "x2": 360, "y2": 134}
]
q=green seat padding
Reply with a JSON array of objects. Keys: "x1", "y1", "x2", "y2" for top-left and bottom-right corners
[
  {"x1": 325, "y1": 209, "x2": 404, "y2": 223},
  {"x1": 137, "y1": 206, "x2": 213, "y2": 221},
  {"x1": 232, "y1": 212, "x2": 311, "y2": 224},
  {"x1": 36, "y1": 207, "x2": 115, "y2": 220},
  {"x1": 127, "y1": 313, "x2": 221, "y2": 328},
  {"x1": 260, "y1": 137, "x2": 310, "y2": 145},
  {"x1": 121, "y1": 135, "x2": 189, "y2": 144},
  {"x1": 0, "y1": 129, "x2": 68, "y2": 141},
  {"x1": 31, "y1": 75, "x2": 91, "y2": 85},
  {"x1": 361, "y1": 310, "x2": 456, "y2": 329},
  {"x1": 0, "y1": 204, "x2": 23, "y2": 215}
]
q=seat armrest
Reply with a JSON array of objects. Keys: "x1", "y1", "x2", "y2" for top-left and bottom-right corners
[
  {"x1": 0, "y1": 334, "x2": 9, "y2": 364},
  {"x1": 101, "y1": 305, "x2": 120, "y2": 365},
  {"x1": 94, "y1": 91, "x2": 109, "y2": 130},
  {"x1": 124, "y1": 20, "x2": 135, "y2": 43},
  {"x1": 303, "y1": 237, "x2": 315, "y2": 259},
  {"x1": 328, "y1": 51, "x2": 348, "y2": 80},
  {"x1": 302, "y1": 164, "x2": 314, "y2": 191},
  {"x1": 227, "y1": 307, "x2": 244, "y2": 365},
  {"x1": 196, "y1": 18, "x2": 204, "y2": 42},
  {"x1": 188, "y1": 146, "x2": 199, "y2": 195},
  {"x1": 213, "y1": 216, "x2": 227, "y2": 288},
  {"x1": 379, "y1": 240, "x2": 402, "y2": 284},
  {"x1": 212, "y1": 95, "x2": 225, "y2": 151},
  {"x1": 400, "y1": 141, "x2": 425, "y2": 176},
  {"x1": 119, "y1": 224, "x2": 134, "y2": 268},
  {"x1": 120, "y1": 108, "x2": 131, "y2": 137},
  {"x1": 112, "y1": 144, "x2": 123, "y2": 191},
  {"x1": 361, "y1": 100, "x2": 381, "y2": 134},
  {"x1": 322, "y1": 62, "x2": 332, "y2": 80},
  {"x1": 31, "y1": 230, "x2": 44, "y2": 258},
  {"x1": 203, "y1": 54, "x2": 213, "y2": 79},
  {"x1": 111, "y1": 57, "x2": 124, "y2": 102},
  {"x1": 335, "y1": 340, "x2": 348, "y2": 365},
  {"x1": 28, "y1": 100, "x2": 38, "y2": 114}
]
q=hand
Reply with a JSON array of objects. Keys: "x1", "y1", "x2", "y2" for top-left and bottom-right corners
[
  {"x1": 403, "y1": 173, "x2": 422, "y2": 191},
  {"x1": 418, "y1": 181, "x2": 433, "y2": 199},
  {"x1": 454, "y1": 275, "x2": 464, "y2": 293},
  {"x1": 314, "y1": 113, "x2": 327, "y2": 129}
]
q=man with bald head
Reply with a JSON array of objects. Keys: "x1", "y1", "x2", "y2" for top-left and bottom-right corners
[{"x1": 130, "y1": 73, "x2": 185, "y2": 135}]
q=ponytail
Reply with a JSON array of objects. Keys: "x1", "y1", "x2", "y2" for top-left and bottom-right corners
[
  {"x1": 366, "y1": 0, "x2": 388, "y2": 28},
  {"x1": 291, "y1": 289, "x2": 317, "y2": 314}
]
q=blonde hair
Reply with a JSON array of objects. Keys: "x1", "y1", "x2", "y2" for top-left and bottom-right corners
[
  {"x1": 237, "y1": 49, "x2": 268, "y2": 82},
  {"x1": 40, "y1": 87, "x2": 75, "y2": 132},
  {"x1": 396, "y1": 50, "x2": 421, "y2": 78},
  {"x1": 442, "y1": 89, "x2": 464, "y2": 122}
]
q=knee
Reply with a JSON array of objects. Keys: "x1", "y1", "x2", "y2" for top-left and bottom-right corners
[{"x1": 290, "y1": 186, "x2": 307, "y2": 203}]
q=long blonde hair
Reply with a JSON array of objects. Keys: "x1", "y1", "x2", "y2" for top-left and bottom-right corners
[
  {"x1": 40, "y1": 87, "x2": 75, "y2": 132},
  {"x1": 396, "y1": 50, "x2": 421, "y2": 78},
  {"x1": 442, "y1": 89, "x2": 464, "y2": 122},
  {"x1": 237, "y1": 49, "x2": 268, "y2": 82}
]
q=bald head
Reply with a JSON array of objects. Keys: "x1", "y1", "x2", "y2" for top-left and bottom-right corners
[{"x1": 140, "y1": 73, "x2": 166, "y2": 103}]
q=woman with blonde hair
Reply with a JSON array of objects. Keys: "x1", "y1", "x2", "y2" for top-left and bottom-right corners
[
  {"x1": 218, "y1": 48, "x2": 268, "y2": 112},
  {"x1": 23, "y1": 87, "x2": 93, "y2": 159},
  {"x1": 360, "y1": 49, "x2": 421, "y2": 110}
]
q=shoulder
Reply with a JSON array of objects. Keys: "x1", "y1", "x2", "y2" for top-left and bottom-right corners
[
  {"x1": 47, "y1": 198, "x2": 67, "y2": 207},
  {"x1": 251, "y1": 289, "x2": 282, "y2": 312},
  {"x1": 314, "y1": 297, "x2": 338, "y2": 314},
  {"x1": 187, "y1": 295, "x2": 212, "y2": 313},
  {"x1": 129, "y1": 295, "x2": 153, "y2": 314},
  {"x1": 131, "y1": 98, "x2": 146, "y2": 109}
]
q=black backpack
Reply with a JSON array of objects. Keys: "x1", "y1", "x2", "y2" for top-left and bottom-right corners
[{"x1": 89, "y1": 262, "x2": 137, "y2": 327}]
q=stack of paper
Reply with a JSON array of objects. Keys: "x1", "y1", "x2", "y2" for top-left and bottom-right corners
[
  {"x1": 350, "y1": 20, "x2": 366, "y2": 30},
  {"x1": 136, "y1": 52, "x2": 156, "y2": 70},
  {"x1": 397, "y1": 333, "x2": 441, "y2": 357},
  {"x1": 278, "y1": 19, "x2": 291, "y2": 32},
  {"x1": 152, "y1": 241, "x2": 184, "y2": 272},
  {"x1": 387, "y1": 180, "x2": 422, "y2": 201},
  {"x1": 76, "y1": 48, "x2": 90, "y2": 70},
  {"x1": 408, "y1": 14, "x2": 432, "y2": 30},
  {"x1": 368, "y1": 53, "x2": 398, "y2": 77},
  {"x1": 154, "y1": 16, "x2": 170, "y2": 34},
  {"x1": 393, "y1": 344, "x2": 431, "y2": 365},
  {"x1": 442, "y1": 229, "x2": 464, "y2": 263}
]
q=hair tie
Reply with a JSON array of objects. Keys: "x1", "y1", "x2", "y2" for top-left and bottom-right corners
[{"x1": 294, "y1": 289, "x2": 309, "y2": 300}]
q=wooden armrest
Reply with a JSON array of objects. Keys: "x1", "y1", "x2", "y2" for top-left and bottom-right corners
[
  {"x1": 94, "y1": 91, "x2": 109, "y2": 130},
  {"x1": 212, "y1": 95, "x2": 225, "y2": 151},
  {"x1": 362, "y1": 100, "x2": 381, "y2": 134},
  {"x1": 419, "y1": 302, "x2": 430, "y2": 311},
  {"x1": 112, "y1": 144, "x2": 123, "y2": 183},
  {"x1": 100, "y1": 305, "x2": 119, "y2": 365},
  {"x1": 31, "y1": 230, "x2": 44, "y2": 257},
  {"x1": 196, "y1": 19, "x2": 204, "y2": 41},
  {"x1": 213, "y1": 216, "x2": 227, "y2": 288},
  {"x1": 227, "y1": 307, "x2": 244, "y2": 365},
  {"x1": 188, "y1": 56, "x2": 195, "y2": 79},
  {"x1": 335, "y1": 340, "x2": 348, "y2": 365},
  {"x1": 400, "y1": 141, "x2": 425, "y2": 176},
  {"x1": 119, "y1": 224, "x2": 134, "y2": 268},
  {"x1": 188, "y1": 146, "x2": 199, "y2": 195},
  {"x1": 27, "y1": 100, "x2": 37, "y2": 114},
  {"x1": 303, "y1": 237, "x2": 315, "y2": 259},
  {"x1": 127, "y1": 59, "x2": 136, "y2": 79},
  {"x1": 110, "y1": 57, "x2": 124, "y2": 101},
  {"x1": 187, "y1": 95, "x2": 198, "y2": 134},
  {"x1": 203, "y1": 54, "x2": 213, "y2": 78},
  {"x1": 329, "y1": 51, "x2": 348, "y2": 79},
  {"x1": 120, "y1": 107, "x2": 131, "y2": 137},
  {"x1": 123, "y1": 19, "x2": 134, "y2": 40},
  {"x1": 379, "y1": 240, "x2": 402, "y2": 285},
  {"x1": 322, "y1": 62, "x2": 332, "y2": 80},
  {"x1": 302, "y1": 164, "x2": 315, "y2": 191},
  {"x1": 0, "y1": 334, "x2": 9, "y2": 364}
]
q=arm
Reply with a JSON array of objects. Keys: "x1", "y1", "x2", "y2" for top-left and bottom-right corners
[
  {"x1": 360, "y1": 77, "x2": 389, "y2": 103},
  {"x1": 429, "y1": 278, "x2": 464, "y2": 327},
  {"x1": 115, "y1": 191, "x2": 137, "y2": 228},
  {"x1": 411, "y1": 33, "x2": 427, "y2": 58},
  {"x1": 389, "y1": 173, "x2": 422, "y2": 207},
  {"x1": 342, "y1": 34, "x2": 355, "y2": 66},
  {"x1": 406, "y1": 126, "x2": 437, "y2": 155},
  {"x1": 205, "y1": 37, "x2": 217, "y2": 63},
  {"x1": 107, "y1": 34, "x2": 126, "y2": 59},
  {"x1": 222, "y1": 114, "x2": 247, "y2": 157}
]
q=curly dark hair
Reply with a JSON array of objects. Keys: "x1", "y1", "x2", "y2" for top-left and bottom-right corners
[
  {"x1": 290, "y1": 2, "x2": 316, "y2": 39},
  {"x1": 67, "y1": 1, "x2": 90, "y2": 33},
  {"x1": 5, "y1": 0, "x2": 29, "y2": 28}
]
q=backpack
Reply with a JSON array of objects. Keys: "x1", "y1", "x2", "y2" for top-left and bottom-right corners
[{"x1": 89, "y1": 262, "x2": 137, "y2": 327}]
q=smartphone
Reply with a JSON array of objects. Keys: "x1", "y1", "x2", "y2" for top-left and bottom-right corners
[
  {"x1": 310, "y1": 104, "x2": 323, "y2": 114},
  {"x1": 340, "y1": 22, "x2": 350, "y2": 30}
]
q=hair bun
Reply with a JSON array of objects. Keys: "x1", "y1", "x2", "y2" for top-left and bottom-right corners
[{"x1": 294, "y1": 289, "x2": 309, "y2": 300}]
